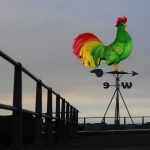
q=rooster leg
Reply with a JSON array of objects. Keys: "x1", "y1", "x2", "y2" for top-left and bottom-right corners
[
  {"x1": 113, "y1": 63, "x2": 126, "y2": 72},
  {"x1": 114, "y1": 63, "x2": 119, "y2": 72}
]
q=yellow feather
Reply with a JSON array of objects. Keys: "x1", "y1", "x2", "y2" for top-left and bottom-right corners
[{"x1": 80, "y1": 41, "x2": 100, "y2": 68}]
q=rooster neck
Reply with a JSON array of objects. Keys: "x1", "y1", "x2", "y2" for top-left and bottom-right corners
[{"x1": 115, "y1": 26, "x2": 132, "y2": 42}]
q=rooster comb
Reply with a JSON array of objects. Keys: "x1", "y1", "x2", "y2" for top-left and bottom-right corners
[{"x1": 115, "y1": 16, "x2": 127, "y2": 27}]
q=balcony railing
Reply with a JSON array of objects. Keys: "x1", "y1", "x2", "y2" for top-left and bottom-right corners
[{"x1": 0, "y1": 50, "x2": 79, "y2": 149}]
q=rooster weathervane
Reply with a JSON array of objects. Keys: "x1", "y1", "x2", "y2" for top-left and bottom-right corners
[{"x1": 72, "y1": 17, "x2": 139, "y2": 126}]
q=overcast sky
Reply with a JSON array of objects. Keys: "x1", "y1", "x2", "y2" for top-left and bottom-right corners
[{"x1": 0, "y1": 0, "x2": 150, "y2": 124}]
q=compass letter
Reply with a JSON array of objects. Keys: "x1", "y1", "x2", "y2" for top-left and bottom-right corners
[
  {"x1": 121, "y1": 82, "x2": 132, "y2": 89},
  {"x1": 103, "y1": 82, "x2": 109, "y2": 89}
]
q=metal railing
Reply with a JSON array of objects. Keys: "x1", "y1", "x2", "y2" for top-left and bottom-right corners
[
  {"x1": 79, "y1": 116, "x2": 150, "y2": 130},
  {"x1": 0, "y1": 50, "x2": 79, "y2": 149}
]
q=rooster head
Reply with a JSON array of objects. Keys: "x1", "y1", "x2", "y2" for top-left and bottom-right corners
[{"x1": 115, "y1": 16, "x2": 128, "y2": 31}]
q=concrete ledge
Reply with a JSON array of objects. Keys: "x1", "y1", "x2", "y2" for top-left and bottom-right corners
[
  {"x1": 84, "y1": 124, "x2": 148, "y2": 131},
  {"x1": 79, "y1": 129, "x2": 150, "y2": 136}
]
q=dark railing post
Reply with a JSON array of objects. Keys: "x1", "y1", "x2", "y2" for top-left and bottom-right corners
[
  {"x1": 124, "y1": 117, "x2": 126, "y2": 125},
  {"x1": 142, "y1": 116, "x2": 144, "y2": 125},
  {"x1": 34, "y1": 80, "x2": 43, "y2": 146},
  {"x1": 11, "y1": 63, "x2": 22, "y2": 150},
  {"x1": 66, "y1": 102, "x2": 70, "y2": 140},
  {"x1": 55, "y1": 94, "x2": 61, "y2": 142},
  {"x1": 75, "y1": 109, "x2": 79, "y2": 137},
  {"x1": 61, "y1": 99, "x2": 66, "y2": 140},
  {"x1": 73, "y1": 107, "x2": 76, "y2": 137},
  {"x1": 45, "y1": 88, "x2": 53, "y2": 144},
  {"x1": 70, "y1": 105, "x2": 73, "y2": 138},
  {"x1": 72, "y1": 107, "x2": 76, "y2": 137},
  {"x1": 84, "y1": 117, "x2": 86, "y2": 131}
]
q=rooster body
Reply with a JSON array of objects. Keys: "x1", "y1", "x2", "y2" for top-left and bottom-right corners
[{"x1": 72, "y1": 17, "x2": 133, "y2": 72}]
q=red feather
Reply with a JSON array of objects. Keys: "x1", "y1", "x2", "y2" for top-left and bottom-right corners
[{"x1": 72, "y1": 33, "x2": 102, "y2": 59}]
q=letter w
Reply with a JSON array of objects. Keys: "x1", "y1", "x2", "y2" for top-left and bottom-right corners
[{"x1": 121, "y1": 82, "x2": 132, "y2": 89}]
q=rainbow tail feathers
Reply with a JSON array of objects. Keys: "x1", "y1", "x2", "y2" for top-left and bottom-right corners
[{"x1": 72, "y1": 32, "x2": 104, "y2": 69}]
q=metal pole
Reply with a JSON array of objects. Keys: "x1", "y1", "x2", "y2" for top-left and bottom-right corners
[
  {"x1": 119, "y1": 89, "x2": 134, "y2": 124},
  {"x1": 84, "y1": 118, "x2": 86, "y2": 131},
  {"x1": 70, "y1": 105, "x2": 73, "y2": 138},
  {"x1": 114, "y1": 74, "x2": 120, "y2": 125},
  {"x1": 101, "y1": 89, "x2": 117, "y2": 123},
  {"x1": 72, "y1": 107, "x2": 76, "y2": 137},
  {"x1": 124, "y1": 117, "x2": 126, "y2": 125},
  {"x1": 55, "y1": 94, "x2": 61, "y2": 142},
  {"x1": 66, "y1": 102, "x2": 70, "y2": 139},
  {"x1": 11, "y1": 63, "x2": 22, "y2": 150},
  {"x1": 75, "y1": 109, "x2": 79, "y2": 137},
  {"x1": 103, "y1": 117, "x2": 105, "y2": 123},
  {"x1": 34, "y1": 80, "x2": 43, "y2": 146},
  {"x1": 45, "y1": 88, "x2": 54, "y2": 144},
  {"x1": 142, "y1": 116, "x2": 144, "y2": 125},
  {"x1": 61, "y1": 99, "x2": 66, "y2": 140}
]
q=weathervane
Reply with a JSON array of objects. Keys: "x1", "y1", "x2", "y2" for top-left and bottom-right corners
[
  {"x1": 91, "y1": 69, "x2": 138, "y2": 125},
  {"x1": 72, "y1": 16, "x2": 138, "y2": 125}
]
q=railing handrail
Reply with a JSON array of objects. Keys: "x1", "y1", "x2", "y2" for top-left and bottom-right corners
[
  {"x1": 78, "y1": 116, "x2": 150, "y2": 128},
  {"x1": 79, "y1": 116, "x2": 150, "y2": 119},
  {"x1": 0, "y1": 50, "x2": 68, "y2": 100}
]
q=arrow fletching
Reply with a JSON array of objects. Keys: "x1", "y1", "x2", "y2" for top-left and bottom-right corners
[{"x1": 91, "y1": 69, "x2": 103, "y2": 77}]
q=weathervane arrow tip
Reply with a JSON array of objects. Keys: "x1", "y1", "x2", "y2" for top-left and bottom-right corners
[{"x1": 132, "y1": 71, "x2": 139, "y2": 76}]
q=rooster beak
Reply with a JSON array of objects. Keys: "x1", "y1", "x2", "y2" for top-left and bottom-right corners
[{"x1": 124, "y1": 23, "x2": 128, "y2": 32}]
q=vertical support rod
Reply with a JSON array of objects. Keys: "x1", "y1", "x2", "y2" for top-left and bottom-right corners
[
  {"x1": 72, "y1": 107, "x2": 76, "y2": 137},
  {"x1": 84, "y1": 117, "x2": 86, "y2": 131},
  {"x1": 114, "y1": 74, "x2": 120, "y2": 125},
  {"x1": 66, "y1": 102, "x2": 70, "y2": 139},
  {"x1": 34, "y1": 80, "x2": 43, "y2": 146},
  {"x1": 119, "y1": 90, "x2": 134, "y2": 124},
  {"x1": 61, "y1": 99, "x2": 66, "y2": 140},
  {"x1": 103, "y1": 117, "x2": 105, "y2": 123},
  {"x1": 75, "y1": 109, "x2": 79, "y2": 137},
  {"x1": 70, "y1": 105, "x2": 73, "y2": 138},
  {"x1": 124, "y1": 117, "x2": 126, "y2": 125},
  {"x1": 55, "y1": 94, "x2": 61, "y2": 142},
  {"x1": 11, "y1": 63, "x2": 22, "y2": 150},
  {"x1": 101, "y1": 89, "x2": 117, "y2": 123},
  {"x1": 45, "y1": 88, "x2": 53, "y2": 144},
  {"x1": 142, "y1": 117, "x2": 144, "y2": 125}
]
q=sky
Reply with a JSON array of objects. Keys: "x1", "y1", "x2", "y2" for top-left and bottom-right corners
[{"x1": 0, "y1": 0, "x2": 150, "y2": 124}]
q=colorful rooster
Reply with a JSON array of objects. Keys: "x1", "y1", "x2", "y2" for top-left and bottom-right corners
[{"x1": 72, "y1": 17, "x2": 133, "y2": 72}]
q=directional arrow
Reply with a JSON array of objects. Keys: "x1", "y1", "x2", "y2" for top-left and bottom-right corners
[
  {"x1": 131, "y1": 71, "x2": 139, "y2": 76},
  {"x1": 125, "y1": 71, "x2": 139, "y2": 76},
  {"x1": 91, "y1": 69, "x2": 139, "y2": 77}
]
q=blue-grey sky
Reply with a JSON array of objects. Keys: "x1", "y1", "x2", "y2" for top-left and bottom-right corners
[{"x1": 0, "y1": 0, "x2": 150, "y2": 124}]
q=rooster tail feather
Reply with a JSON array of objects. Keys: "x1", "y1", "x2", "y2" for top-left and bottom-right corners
[{"x1": 72, "y1": 32, "x2": 104, "y2": 69}]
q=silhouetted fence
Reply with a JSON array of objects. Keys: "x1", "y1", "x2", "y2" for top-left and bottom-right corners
[
  {"x1": 79, "y1": 116, "x2": 150, "y2": 131},
  {"x1": 0, "y1": 50, "x2": 79, "y2": 149}
]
